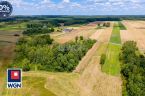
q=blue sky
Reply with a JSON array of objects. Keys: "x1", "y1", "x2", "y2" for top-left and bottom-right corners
[{"x1": 5, "y1": 0, "x2": 145, "y2": 15}]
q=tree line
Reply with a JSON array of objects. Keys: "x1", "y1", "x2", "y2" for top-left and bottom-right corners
[
  {"x1": 12, "y1": 35, "x2": 96, "y2": 72},
  {"x1": 119, "y1": 41, "x2": 145, "y2": 96},
  {"x1": 23, "y1": 23, "x2": 54, "y2": 35}
]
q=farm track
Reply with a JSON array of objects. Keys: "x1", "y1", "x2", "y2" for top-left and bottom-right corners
[{"x1": 121, "y1": 21, "x2": 145, "y2": 53}]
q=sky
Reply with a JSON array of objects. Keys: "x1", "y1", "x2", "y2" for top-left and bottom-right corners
[{"x1": 4, "y1": 0, "x2": 145, "y2": 15}]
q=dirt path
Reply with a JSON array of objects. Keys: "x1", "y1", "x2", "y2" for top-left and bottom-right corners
[
  {"x1": 121, "y1": 21, "x2": 145, "y2": 52},
  {"x1": 74, "y1": 22, "x2": 122, "y2": 96}
]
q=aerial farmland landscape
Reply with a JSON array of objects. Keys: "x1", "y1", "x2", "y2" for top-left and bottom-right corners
[{"x1": 0, "y1": 0, "x2": 145, "y2": 96}]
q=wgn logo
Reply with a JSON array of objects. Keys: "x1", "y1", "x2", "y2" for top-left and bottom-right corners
[
  {"x1": 0, "y1": 1, "x2": 13, "y2": 18},
  {"x1": 7, "y1": 69, "x2": 22, "y2": 89}
]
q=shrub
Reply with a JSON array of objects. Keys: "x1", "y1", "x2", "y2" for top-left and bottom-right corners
[
  {"x1": 100, "y1": 54, "x2": 106, "y2": 65},
  {"x1": 80, "y1": 36, "x2": 84, "y2": 40},
  {"x1": 23, "y1": 64, "x2": 30, "y2": 71}
]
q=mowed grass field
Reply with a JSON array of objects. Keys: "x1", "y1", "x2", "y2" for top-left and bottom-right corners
[
  {"x1": 110, "y1": 23, "x2": 121, "y2": 44},
  {"x1": 2, "y1": 76, "x2": 56, "y2": 96},
  {"x1": 102, "y1": 22, "x2": 121, "y2": 76},
  {"x1": 102, "y1": 43, "x2": 121, "y2": 76},
  {"x1": 1, "y1": 72, "x2": 80, "y2": 96}
]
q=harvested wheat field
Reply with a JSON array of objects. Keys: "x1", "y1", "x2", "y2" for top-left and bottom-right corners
[
  {"x1": 74, "y1": 22, "x2": 113, "y2": 73},
  {"x1": 75, "y1": 22, "x2": 122, "y2": 96},
  {"x1": 121, "y1": 21, "x2": 145, "y2": 52}
]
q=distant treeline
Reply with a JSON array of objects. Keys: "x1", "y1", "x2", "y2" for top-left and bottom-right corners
[
  {"x1": 1, "y1": 15, "x2": 145, "y2": 23},
  {"x1": 0, "y1": 16, "x2": 121, "y2": 26}
]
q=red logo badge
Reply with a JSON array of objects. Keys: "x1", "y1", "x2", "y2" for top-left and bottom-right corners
[{"x1": 11, "y1": 71, "x2": 20, "y2": 80}]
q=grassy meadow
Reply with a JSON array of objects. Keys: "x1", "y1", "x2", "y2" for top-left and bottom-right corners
[
  {"x1": 2, "y1": 72, "x2": 79, "y2": 96},
  {"x1": 0, "y1": 23, "x2": 26, "y2": 32},
  {"x1": 102, "y1": 43, "x2": 121, "y2": 76},
  {"x1": 110, "y1": 23, "x2": 121, "y2": 44},
  {"x1": 2, "y1": 76, "x2": 56, "y2": 96},
  {"x1": 102, "y1": 22, "x2": 121, "y2": 76}
]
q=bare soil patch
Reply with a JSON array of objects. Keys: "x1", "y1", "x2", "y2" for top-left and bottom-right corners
[{"x1": 121, "y1": 21, "x2": 145, "y2": 52}]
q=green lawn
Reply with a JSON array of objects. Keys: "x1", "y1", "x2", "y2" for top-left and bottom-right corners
[
  {"x1": 102, "y1": 43, "x2": 121, "y2": 76},
  {"x1": 110, "y1": 23, "x2": 121, "y2": 44},
  {"x1": 2, "y1": 76, "x2": 56, "y2": 96},
  {"x1": 102, "y1": 22, "x2": 121, "y2": 76}
]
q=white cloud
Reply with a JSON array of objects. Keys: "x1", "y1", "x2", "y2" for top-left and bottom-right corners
[
  {"x1": 62, "y1": 0, "x2": 70, "y2": 3},
  {"x1": 5, "y1": 0, "x2": 145, "y2": 15}
]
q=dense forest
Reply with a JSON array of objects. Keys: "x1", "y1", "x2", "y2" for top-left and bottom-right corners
[
  {"x1": 13, "y1": 35, "x2": 96, "y2": 72},
  {"x1": 120, "y1": 41, "x2": 145, "y2": 96}
]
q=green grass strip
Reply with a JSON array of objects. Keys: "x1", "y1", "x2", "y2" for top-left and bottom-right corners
[
  {"x1": 102, "y1": 22, "x2": 122, "y2": 76},
  {"x1": 118, "y1": 21, "x2": 127, "y2": 30},
  {"x1": 110, "y1": 23, "x2": 121, "y2": 44},
  {"x1": 102, "y1": 43, "x2": 121, "y2": 76}
]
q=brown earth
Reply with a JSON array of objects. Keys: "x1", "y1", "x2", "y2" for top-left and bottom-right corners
[{"x1": 121, "y1": 21, "x2": 145, "y2": 52}]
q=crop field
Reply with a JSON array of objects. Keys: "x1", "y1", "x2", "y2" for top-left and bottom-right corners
[
  {"x1": 118, "y1": 21, "x2": 127, "y2": 30},
  {"x1": 2, "y1": 76, "x2": 56, "y2": 96},
  {"x1": 102, "y1": 43, "x2": 121, "y2": 76},
  {"x1": 121, "y1": 20, "x2": 145, "y2": 53},
  {"x1": 110, "y1": 23, "x2": 121, "y2": 44},
  {"x1": 76, "y1": 22, "x2": 122, "y2": 96},
  {"x1": 0, "y1": 21, "x2": 122, "y2": 96},
  {"x1": 53, "y1": 22, "x2": 100, "y2": 44},
  {"x1": 0, "y1": 23, "x2": 26, "y2": 32},
  {"x1": 1, "y1": 19, "x2": 145, "y2": 96},
  {"x1": 0, "y1": 22, "x2": 23, "y2": 95},
  {"x1": 2, "y1": 72, "x2": 79, "y2": 96},
  {"x1": 102, "y1": 22, "x2": 121, "y2": 76}
]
